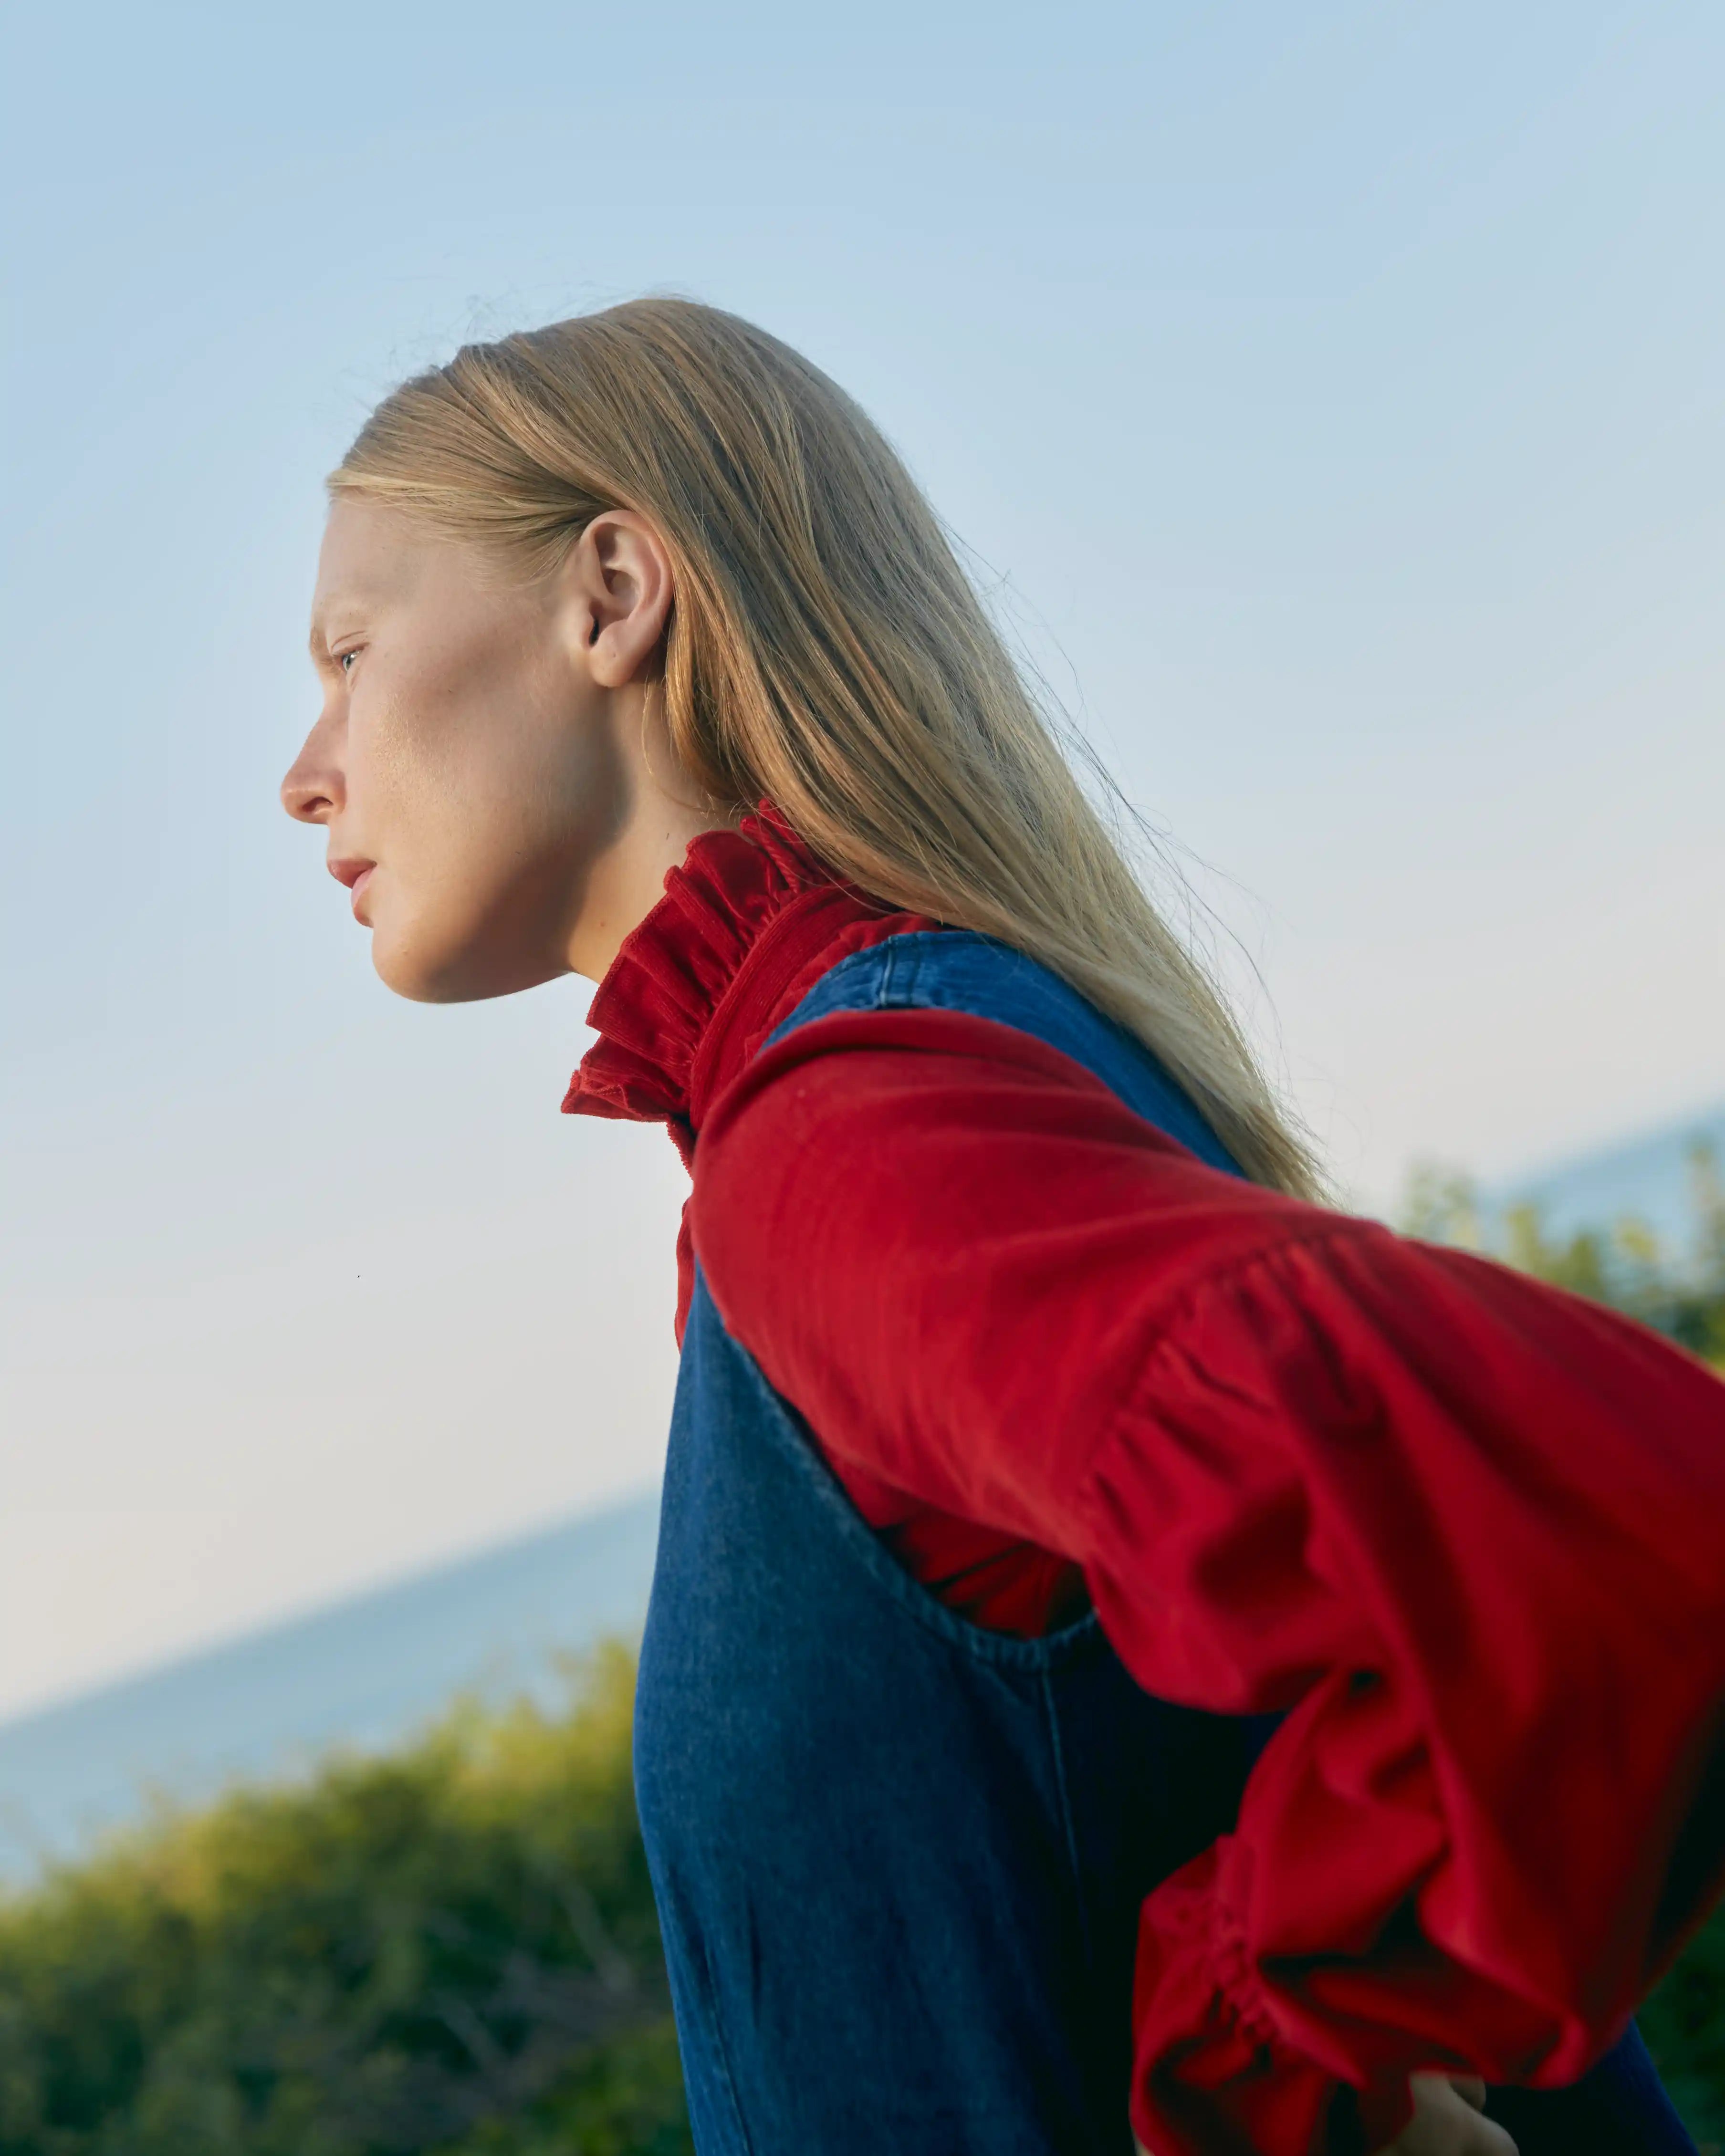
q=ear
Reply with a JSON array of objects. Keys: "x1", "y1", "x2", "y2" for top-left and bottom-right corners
[{"x1": 559, "y1": 510, "x2": 676, "y2": 690}]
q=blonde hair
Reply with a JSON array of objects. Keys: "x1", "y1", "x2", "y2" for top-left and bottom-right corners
[{"x1": 331, "y1": 297, "x2": 1323, "y2": 1199}]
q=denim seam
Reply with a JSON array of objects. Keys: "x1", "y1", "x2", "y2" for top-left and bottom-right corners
[
  {"x1": 1038, "y1": 1664, "x2": 1094, "y2": 1976},
  {"x1": 688, "y1": 1913, "x2": 759, "y2": 2156},
  {"x1": 875, "y1": 931, "x2": 908, "y2": 1007}
]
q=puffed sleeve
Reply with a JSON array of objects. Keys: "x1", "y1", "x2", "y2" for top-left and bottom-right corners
[
  {"x1": 691, "y1": 1008, "x2": 1725, "y2": 2156},
  {"x1": 1092, "y1": 1227, "x2": 1725, "y2": 2152}
]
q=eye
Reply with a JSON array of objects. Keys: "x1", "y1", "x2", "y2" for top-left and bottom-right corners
[{"x1": 337, "y1": 648, "x2": 361, "y2": 677}]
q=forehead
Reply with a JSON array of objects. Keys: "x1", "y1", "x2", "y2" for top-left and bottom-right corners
[{"x1": 310, "y1": 499, "x2": 437, "y2": 629}]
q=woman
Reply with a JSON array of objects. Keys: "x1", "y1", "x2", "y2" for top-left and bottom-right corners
[{"x1": 282, "y1": 298, "x2": 1725, "y2": 2156}]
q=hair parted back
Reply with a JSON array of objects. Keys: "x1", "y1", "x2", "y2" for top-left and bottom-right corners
[{"x1": 332, "y1": 295, "x2": 1323, "y2": 1199}]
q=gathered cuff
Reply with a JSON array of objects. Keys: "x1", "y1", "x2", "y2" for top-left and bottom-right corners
[{"x1": 1130, "y1": 1839, "x2": 1411, "y2": 2156}]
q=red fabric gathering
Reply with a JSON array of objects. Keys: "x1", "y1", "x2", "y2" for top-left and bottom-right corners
[{"x1": 564, "y1": 805, "x2": 1725, "y2": 2156}]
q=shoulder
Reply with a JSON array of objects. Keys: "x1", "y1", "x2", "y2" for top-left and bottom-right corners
[
  {"x1": 689, "y1": 997, "x2": 1319, "y2": 1370},
  {"x1": 694, "y1": 1000, "x2": 1211, "y2": 1227}
]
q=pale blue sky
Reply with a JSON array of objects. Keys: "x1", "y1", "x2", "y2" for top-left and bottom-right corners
[{"x1": 3, "y1": 0, "x2": 1722, "y2": 1716}]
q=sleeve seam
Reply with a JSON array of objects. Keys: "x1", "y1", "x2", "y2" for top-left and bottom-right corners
[{"x1": 1075, "y1": 1217, "x2": 1385, "y2": 1504}]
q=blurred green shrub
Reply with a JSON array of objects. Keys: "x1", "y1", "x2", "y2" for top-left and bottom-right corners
[
  {"x1": 1646, "y1": 1907, "x2": 1725, "y2": 2154},
  {"x1": 0, "y1": 1643, "x2": 690, "y2": 2156},
  {"x1": 1401, "y1": 1138, "x2": 1725, "y2": 1369}
]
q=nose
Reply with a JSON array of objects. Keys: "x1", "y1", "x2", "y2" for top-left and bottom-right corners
[{"x1": 281, "y1": 719, "x2": 345, "y2": 825}]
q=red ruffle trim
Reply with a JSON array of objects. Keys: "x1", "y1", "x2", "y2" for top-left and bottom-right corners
[{"x1": 562, "y1": 803, "x2": 843, "y2": 1133}]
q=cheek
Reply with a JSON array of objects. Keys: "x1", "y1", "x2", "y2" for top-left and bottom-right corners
[
  {"x1": 362, "y1": 673, "x2": 620, "y2": 993},
  {"x1": 356, "y1": 675, "x2": 496, "y2": 863},
  {"x1": 345, "y1": 684, "x2": 426, "y2": 828},
  {"x1": 423, "y1": 705, "x2": 599, "y2": 881}
]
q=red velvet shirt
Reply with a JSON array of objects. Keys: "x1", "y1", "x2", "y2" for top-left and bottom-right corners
[{"x1": 566, "y1": 806, "x2": 1725, "y2": 2156}]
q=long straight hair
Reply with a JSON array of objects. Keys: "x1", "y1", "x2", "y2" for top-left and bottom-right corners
[{"x1": 331, "y1": 297, "x2": 1323, "y2": 1199}]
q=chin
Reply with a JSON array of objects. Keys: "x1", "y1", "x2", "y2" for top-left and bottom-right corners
[{"x1": 371, "y1": 919, "x2": 562, "y2": 1005}]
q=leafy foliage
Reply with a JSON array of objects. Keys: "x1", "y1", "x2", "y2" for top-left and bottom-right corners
[
  {"x1": 1401, "y1": 1139, "x2": 1725, "y2": 1368},
  {"x1": 0, "y1": 1645, "x2": 690, "y2": 2156},
  {"x1": 1645, "y1": 1909, "x2": 1725, "y2": 2155}
]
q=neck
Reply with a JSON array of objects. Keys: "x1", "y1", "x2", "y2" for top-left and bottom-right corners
[{"x1": 566, "y1": 765, "x2": 737, "y2": 983}]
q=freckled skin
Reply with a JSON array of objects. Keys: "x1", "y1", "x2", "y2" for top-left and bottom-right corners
[{"x1": 282, "y1": 498, "x2": 732, "y2": 1000}]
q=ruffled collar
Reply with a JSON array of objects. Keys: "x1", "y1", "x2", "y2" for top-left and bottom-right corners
[{"x1": 562, "y1": 803, "x2": 862, "y2": 1146}]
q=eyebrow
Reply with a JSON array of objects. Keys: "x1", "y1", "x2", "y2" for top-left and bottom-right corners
[{"x1": 307, "y1": 607, "x2": 358, "y2": 662}]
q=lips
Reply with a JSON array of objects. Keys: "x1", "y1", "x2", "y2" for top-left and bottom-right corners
[{"x1": 327, "y1": 856, "x2": 377, "y2": 919}]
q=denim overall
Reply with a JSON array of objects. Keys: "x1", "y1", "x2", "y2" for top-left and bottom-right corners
[{"x1": 632, "y1": 931, "x2": 1697, "y2": 2155}]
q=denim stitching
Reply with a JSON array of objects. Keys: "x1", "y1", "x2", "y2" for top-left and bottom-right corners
[
  {"x1": 688, "y1": 1914, "x2": 759, "y2": 2156},
  {"x1": 1038, "y1": 1664, "x2": 1094, "y2": 1976}
]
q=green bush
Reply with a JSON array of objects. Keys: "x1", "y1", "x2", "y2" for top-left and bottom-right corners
[
  {"x1": 0, "y1": 1644, "x2": 690, "y2": 2156},
  {"x1": 1401, "y1": 1138, "x2": 1725, "y2": 1370},
  {"x1": 1643, "y1": 1906, "x2": 1725, "y2": 2153}
]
